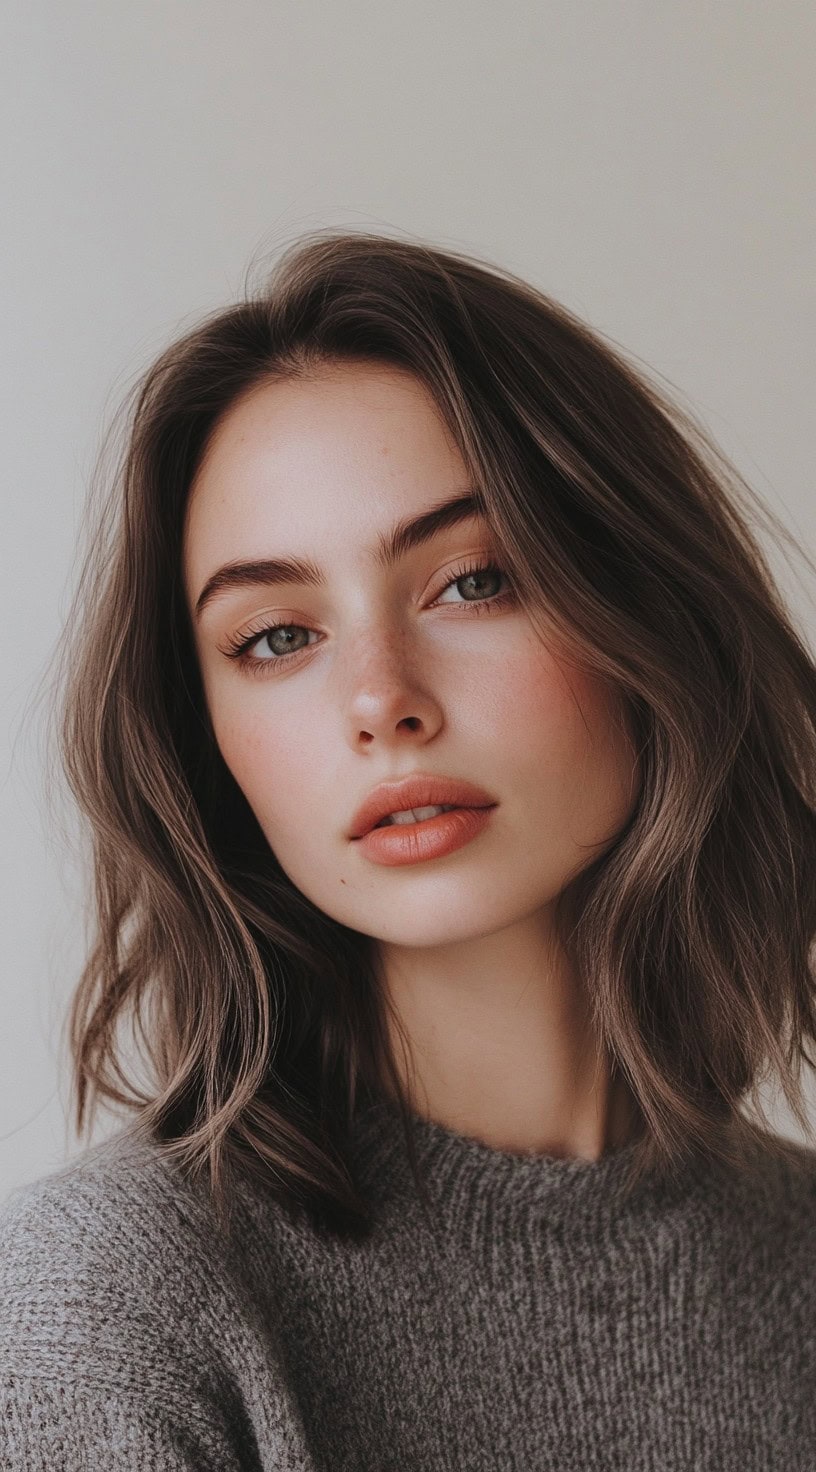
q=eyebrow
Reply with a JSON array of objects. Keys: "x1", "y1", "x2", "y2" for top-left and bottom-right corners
[{"x1": 193, "y1": 489, "x2": 486, "y2": 621}]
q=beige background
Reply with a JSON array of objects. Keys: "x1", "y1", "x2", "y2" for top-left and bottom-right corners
[{"x1": 2, "y1": 1, "x2": 814, "y2": 1202}]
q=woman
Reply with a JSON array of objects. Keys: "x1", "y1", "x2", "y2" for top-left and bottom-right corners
[{"x1": 2, "y1": 230, "x2": 815, "y2": 1469}]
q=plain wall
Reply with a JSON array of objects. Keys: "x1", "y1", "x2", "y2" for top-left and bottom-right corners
[{"x1": 2, "y1": 0, "x2": 815, "y2": 1201}]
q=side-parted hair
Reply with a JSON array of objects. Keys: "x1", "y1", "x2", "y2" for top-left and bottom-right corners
[{"x1": 50, "y1": 229, "x2": 816, "y2": 1239}]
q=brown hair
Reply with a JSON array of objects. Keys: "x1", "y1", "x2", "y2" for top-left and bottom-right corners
[{"x1": 47, "y1": 228, "x2": 816, "y2": 1239}]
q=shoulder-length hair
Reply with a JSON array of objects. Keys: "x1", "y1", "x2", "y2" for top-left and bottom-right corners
[{"x1": 50, "y1": 229, "x2": 816, "y2": 1240}]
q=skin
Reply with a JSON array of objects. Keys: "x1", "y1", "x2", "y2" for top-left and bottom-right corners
[{"x1": 183, "y1": 360, "x2": 643, "y2": 1161}]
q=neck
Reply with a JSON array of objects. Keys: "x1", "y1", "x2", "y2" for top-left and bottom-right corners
[{"x1": 376, "y1": 921, "x2": 644, "y2": 1163}]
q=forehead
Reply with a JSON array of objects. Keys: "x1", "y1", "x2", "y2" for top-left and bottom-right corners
[
  {"x1": 193, "y1": 361, "x2": 459, "y2": 491},
  {"x1": 183, "y1": 362, "x2": 471, "y2": 574}
]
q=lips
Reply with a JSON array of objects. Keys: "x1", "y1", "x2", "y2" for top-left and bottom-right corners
[{"x1": 348, "y1": 772, "x2": 497, "y2": 840}]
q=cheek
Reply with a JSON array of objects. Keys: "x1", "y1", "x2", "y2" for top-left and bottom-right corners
[
  {"x1": 487, "y1": 639, "x2": 587, "y2": 758},
  {"x1": 208, "y1": 698, "x2": 313, "y2": 827},
  {"x1": 507, "y1": 645, "x2": 638, "y2": 830}
]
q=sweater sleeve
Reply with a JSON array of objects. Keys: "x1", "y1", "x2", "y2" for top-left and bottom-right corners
[{"x1": 0, "y1": 1144, "x2": 311, "y2": 1472}]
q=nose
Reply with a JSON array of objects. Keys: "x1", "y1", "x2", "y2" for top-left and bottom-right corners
[{"x1": 341, "y1": 634, "x2": 444, "y2": 748}]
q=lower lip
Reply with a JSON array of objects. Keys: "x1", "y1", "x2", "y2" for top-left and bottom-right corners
[{"x1": 353, "y1": 805, "x2": 497, "y2": 867}]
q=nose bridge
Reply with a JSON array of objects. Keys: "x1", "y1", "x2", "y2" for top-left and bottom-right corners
[{"x1": 341, "y1": 604, "x2": 417, "y2": 690}]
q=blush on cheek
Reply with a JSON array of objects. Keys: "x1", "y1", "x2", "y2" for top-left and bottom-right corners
[
  {"x1": 517, "y1": 650, "x2": 634, "y2": 797},
  {"x1": 210, "y1": 710, "x2": 275, "y2": 795},
  {"x1": 211, "y1": 706, "x2": 319, "y2": 837},
  {"x1": 514, "y1": 646, "x2": 588, "y2": 731}
]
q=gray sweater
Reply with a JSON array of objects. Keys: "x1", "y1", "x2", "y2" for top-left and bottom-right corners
[{"x1": 1, "y1": 1100, "x2": 814, "y2": 1470}]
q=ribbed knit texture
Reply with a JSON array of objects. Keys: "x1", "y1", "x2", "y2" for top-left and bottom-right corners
[{"x1": 1, "y1": 1101, "x2": 814, "y2": 1469}]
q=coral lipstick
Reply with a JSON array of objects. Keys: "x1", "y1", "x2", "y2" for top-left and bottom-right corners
[{"x1": 354, "y1": 804, "x2": 496, "y2": 867}]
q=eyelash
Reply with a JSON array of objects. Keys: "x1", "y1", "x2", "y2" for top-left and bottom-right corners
[{"x1": 222, "y1": 560, "x2": 515, "y2": 678}]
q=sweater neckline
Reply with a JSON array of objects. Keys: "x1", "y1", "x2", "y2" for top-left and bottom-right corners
[{"x1": 348, "y1": 1097, "x2": 678, "y2": 1232}]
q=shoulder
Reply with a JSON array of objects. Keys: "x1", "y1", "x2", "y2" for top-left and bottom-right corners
[
  {"x1": 0, "y1": 1125, "x2": 249, "y2": 1370},
  {"x1": 756, "y1": 1131, "x2": 816, "y2": 1244},
  {"x1": 0, "y1": 1128, "x2": 319, "y2": 1469},
  {"x1": 722, "y1": 1128, "x2": 816, "y2": 1214},
  {"x1": 694, "y1": 1127, "x2": 816, "y2": 1293}
]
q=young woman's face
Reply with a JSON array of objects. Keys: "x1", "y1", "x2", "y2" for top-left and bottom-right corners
[{"x1": 183, "y1": 361, "x2": 639, "y2": 949}]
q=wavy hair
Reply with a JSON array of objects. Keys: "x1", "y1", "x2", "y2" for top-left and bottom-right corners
[{"x1": 48, "y1": 228, "x2": 816, "y2": 1240}]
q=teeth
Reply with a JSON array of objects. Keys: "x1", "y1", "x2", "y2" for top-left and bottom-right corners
[{"x1": 377, "y1": 804, "x2": 457, "y2": 828}]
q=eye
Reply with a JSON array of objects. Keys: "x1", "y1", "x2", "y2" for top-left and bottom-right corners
[
  {"x1": 222, "y1": 559, "x2": 515, "y2": 678},
  {"x1": 223, "y1": 618, "x2": 316, "y2": 670},
  {"x1": 433, "y1": 560, "x2": 510, "y2": 608}
]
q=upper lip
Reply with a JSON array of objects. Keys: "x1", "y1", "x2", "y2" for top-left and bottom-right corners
[{"x1": 348, "y1": 772, "x2": 498, "y2": 839}]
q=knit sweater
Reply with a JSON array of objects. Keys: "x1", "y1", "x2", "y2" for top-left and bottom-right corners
[{"x1": 1, "y1": 1101, "x2": 814, "y2": 1470}]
